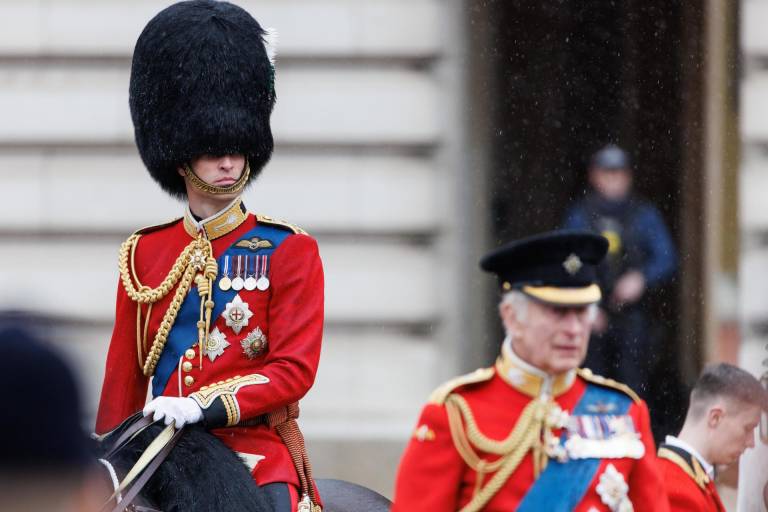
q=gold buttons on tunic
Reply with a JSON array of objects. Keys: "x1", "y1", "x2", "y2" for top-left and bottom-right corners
[
  {"x1": 182, "y1": 361, "x2": 193, "y2": 372},
  {"x1": 185, "y1": 349, "x2": 195, "y2": 360},
  {"x1": 184, "y1": 376, "x2": 195, "y2": 387}
]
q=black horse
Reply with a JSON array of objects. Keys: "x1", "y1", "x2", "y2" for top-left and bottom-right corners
[{"x1": 94, "y1": 416, "x2": 391, "y2": 512}]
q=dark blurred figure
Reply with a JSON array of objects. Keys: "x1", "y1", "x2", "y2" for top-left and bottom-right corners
[
  {"x1": 0, "y1": 324, "x2": 107, "y2": 512},
  {"x1": 562, "y1": 144, "x2": 676, "y2": 397}
]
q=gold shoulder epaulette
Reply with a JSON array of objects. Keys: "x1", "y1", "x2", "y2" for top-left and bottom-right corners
[
  {"x1": 256, "y1": 214, "x2": 307, "y2": 235},
  {"x1": 577, "y1": 368, "x2": 641, "y2": 403},
  {"x1": 428, "y1": 367, "x2": 495, "y2": 405},
  {"x1": 133, "y1": 217, "x2": 183, "y2": 236}
]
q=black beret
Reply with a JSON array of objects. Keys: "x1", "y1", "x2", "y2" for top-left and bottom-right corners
[
  {"x1": 590, "y1": 144, "x2": 631, "y2": 170},
  {"x1": 480, "y1": 230, "x2": 608, "y2": 305},
  {"x1": 130, "y1": 0, "x2": 276, "y2": 198}
]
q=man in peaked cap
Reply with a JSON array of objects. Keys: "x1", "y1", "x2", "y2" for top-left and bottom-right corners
[
  {"x1": 392, "y1": 231, "x2": 668, "y2": 511},
  {"x1": 95, "y1": 2, "x2": 323, "y2": 511}
]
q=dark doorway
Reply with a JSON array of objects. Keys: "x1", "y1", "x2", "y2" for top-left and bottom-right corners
[{"x1": 475, "y1": 0, "x2": 705, "y2": 440}]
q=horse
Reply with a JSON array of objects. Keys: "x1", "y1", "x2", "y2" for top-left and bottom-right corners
[{"x1": 94, "y1": 414, "x2": 391, "y2": 512}]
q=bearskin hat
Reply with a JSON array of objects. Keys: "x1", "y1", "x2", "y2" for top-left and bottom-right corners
[{"x1": 129, "y1": 0, "x2": 276, "y2": 197}]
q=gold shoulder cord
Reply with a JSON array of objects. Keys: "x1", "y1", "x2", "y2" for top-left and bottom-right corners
[
  {"x1": 445, "y1": 394, "x2": 552, "y2": 512},
  {"x1": 118, "y1": 232, "x2": 218, "y2": 376}
]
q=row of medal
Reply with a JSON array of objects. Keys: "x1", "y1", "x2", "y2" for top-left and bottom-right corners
[{"x1": 219, "y1": 254, "x2": 270, "y2": 292}]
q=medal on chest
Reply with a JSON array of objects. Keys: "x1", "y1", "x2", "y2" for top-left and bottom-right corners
[
  {"x1": 255, "y1": 254, "x2": 270, "y2": 291},
  {"x1": 222, "y1": 294, "x2": 253, "y2": 334},
  {"x1": 204, "y1": 327, "x2": 230, "y2": 362},
  {"x1": 232, "y1": 255, "x2": 245, "y2": 291},
  {"x1": 244, "y1": 255, "x2": 258, "y2": 291},
  {"x1": 218, "y1": 255, "x2": 232, "y2": 291},
  {"x1": 241, "y1": 326, "x2": 268, "y2": 359}
]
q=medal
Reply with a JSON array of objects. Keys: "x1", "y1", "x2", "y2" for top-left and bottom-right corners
[
  {"x1": 231, "y1": 255, "x2": 245, "y2": 291},
  {"x1": 244, "y1": 255, "x2": 257, "y2": 291},
  {"x1": 223, "y1": 294, "x2": 252, "y2": 334},
  {"x1": 241, "y1": 326, "x2": 268, "y2": 359},
  {"x1": 204, "y1": 327, "x2": 230, "y2": 362},
  {"x1": 218, "y1": 255, "x2": 232, "y2": 291},
  {"x1": 256, "y1": 254, "x2": 270, "y2": 291}
]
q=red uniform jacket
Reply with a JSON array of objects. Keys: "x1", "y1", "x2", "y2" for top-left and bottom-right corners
[
  {"x1": 392, "y1": 344, "x2": 669, "y2": 512},
  {"x1": 96, "y1": 201, "x2": 323, "y2": 488},
  {"x1": 658, "y1": 443, "x2": 725, "y2": 511}
]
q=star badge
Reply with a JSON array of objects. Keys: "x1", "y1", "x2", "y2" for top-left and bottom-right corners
[
  {"x1": 562, "y1": 253, "x2": 583, "y2": 275},
  {"x1": 204, "y1": 327, "x2": 230, "y2": 362},
  {"x1": 223, "y1": 294, "x2": 253, "y2": 334},
  {"x1": 190, "y1": 247, "x2": 206, "y2": 271},
  {"x1": 241, "y1": 326, "x2": 268, "y2": 359}
]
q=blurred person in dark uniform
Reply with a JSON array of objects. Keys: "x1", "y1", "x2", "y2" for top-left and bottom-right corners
[
  {"x1": 392, "y1": 231, "x2": 668, "y2": 511},
  {"x1": 658, "y1": 363, "x2": 767, "y2": 511},
  {"x1": 562, "y1": 144, "x2": 676, "y2": 396},
  {"x1": 0, "y1": 325, "x2": 107, "y2": 512}
]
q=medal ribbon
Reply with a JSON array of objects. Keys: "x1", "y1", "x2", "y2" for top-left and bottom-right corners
[{"x1": 516, "y1": 385, "x2": 633, "y2": 512}]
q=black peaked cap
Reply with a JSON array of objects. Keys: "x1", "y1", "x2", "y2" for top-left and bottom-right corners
[
  {"x1": 480, "y1": 231, "x2": 608, "y2": 300},
  {"x1": 130, "y1": 0, "x2": 275, "y2": 197}
]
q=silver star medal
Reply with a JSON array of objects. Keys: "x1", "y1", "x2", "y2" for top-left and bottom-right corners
[
  {"x1": 223, "y1": 294, "x2": 253, "y2": 334},
  {"x1": 204, "y1": 327, "x2": 230, "y2": 362},
  {"x1": 241, "y1": 326, "x2": 268, "y2": 359}
]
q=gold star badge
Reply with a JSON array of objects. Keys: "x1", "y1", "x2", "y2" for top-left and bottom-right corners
[{"x1": 562, "y1": 253, "x2": 583, "y2": 275}]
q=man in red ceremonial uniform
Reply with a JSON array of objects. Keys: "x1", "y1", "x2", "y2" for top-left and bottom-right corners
[
  {"x1": 392, "y1": 231, "x2": 668, "y2": 511},
  {"x1": 94, "y1": 2, "x2": 323, "y2": 511},
  {"x1": 658, "y1": 363, "x2": 767, "y2": 511}
]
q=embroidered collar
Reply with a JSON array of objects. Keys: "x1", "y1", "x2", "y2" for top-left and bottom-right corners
[
  {"x1": 664, "y1": 435, "x2": 715, "y2": 479},
  {"x1": 495, "y1": 337, "x2": 576, "y2": 398},
  {"x1": 183, "y1": 197, "x2": 248, "y2": 240}
]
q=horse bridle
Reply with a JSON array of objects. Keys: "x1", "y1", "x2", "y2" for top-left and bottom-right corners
[{"x1": 97, "y1": 414, "x2": 185, "y2": 512}]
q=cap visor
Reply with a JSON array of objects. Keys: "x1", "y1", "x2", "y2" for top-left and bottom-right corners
[{"x1": 521, "y1": 284, "x2": 601, "y2": 306}]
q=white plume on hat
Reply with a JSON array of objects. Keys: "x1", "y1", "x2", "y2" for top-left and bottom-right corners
[{"x1": 263, "y1": 27, "x2": 278, "y2": 65}]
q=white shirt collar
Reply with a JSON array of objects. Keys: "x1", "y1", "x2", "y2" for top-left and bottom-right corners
[{"x1": 664, "y1": 435, "x2": 714, "y2": 478}]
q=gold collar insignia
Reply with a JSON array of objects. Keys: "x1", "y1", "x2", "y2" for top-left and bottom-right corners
[
  {"x1": 495, "y1": 338, "x2": 576, "y2": 398},
  {"x1": 184, "y1": 197, "x2": 248, "y2": 241}
]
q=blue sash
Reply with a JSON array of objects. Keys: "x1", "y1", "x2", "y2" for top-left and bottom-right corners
[
  {"x1": 516, "y1": 384, "x2": 633, "y2": 511},
  {"x1": 151, "y1": 224, "x2": 292, "y2": 396}
]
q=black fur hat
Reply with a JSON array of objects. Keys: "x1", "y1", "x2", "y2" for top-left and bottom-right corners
[{"x1": 130, "y1": 0, "x2": 276, "y2": 198}]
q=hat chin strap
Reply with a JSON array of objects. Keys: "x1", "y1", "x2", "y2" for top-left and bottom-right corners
[{"x1": 183, "y1": 161, "x2": 251, "y2": 195}]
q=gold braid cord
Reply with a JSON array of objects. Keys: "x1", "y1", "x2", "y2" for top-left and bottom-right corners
[
  {"x1": 118, "y1": 232, "x2": 218, "y2": 376},
  {"x1": 445, "y1": 394, "x2": 552, "y2": 512}
]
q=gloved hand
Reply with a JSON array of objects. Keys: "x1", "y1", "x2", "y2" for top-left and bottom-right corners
[{"x1": 143, "y1": 396, "x2": 203, "y2": 428}]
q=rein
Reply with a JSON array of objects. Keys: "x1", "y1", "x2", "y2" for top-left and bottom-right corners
[{"x1": 97, "y1": 414, "x2": 185, "y2": 512}]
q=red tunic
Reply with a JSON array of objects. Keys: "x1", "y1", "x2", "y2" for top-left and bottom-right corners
[
  {"x1": 658, "y1": 445, "x2": 725, "y2": 511},
  {"x1": 392, "y1": 352, "x2": 669, "y2": 512},
  {"x1": 95, "y1": 208, "x2": 324, "y2": 488}
]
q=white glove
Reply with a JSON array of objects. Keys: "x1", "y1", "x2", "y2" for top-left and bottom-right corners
[{"x1": 143, "y1": 396, "x2": 203, "y2": 428}]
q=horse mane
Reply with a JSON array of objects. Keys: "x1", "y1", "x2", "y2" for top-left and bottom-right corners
[{"x1": 99, "y1": 423, "x2": 274, "y2": 512}]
